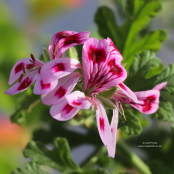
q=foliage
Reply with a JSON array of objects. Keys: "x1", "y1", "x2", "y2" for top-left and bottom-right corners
[{"x1": 5, "y1": 0, "x2": 174, "y2": 173}]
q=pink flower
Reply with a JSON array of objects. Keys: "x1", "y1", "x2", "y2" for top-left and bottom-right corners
[
  {"x1": 5, "y1": 30, "x2": 87, "y2": 96},
  {"x1": 113, "y1": 82, "x2": 167, "y2": 114},
  {"x1": 106, "y1": 82, "x2": 167, "y2": 158},
  {"x1": 4, "y1": 54, "x2": 58, "y2": 95},
  {"x1": 49, "y1": 31, "x2": 90, "y2": 60},
  {"x1": 49, "y1": 38, "x2": 127, "y2": 149}
]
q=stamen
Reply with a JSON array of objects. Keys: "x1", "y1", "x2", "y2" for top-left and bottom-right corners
[
  {"x1": 30, "y1": 54, "x2": 36, "y2": 62},
  {"x1": 18, "y1": 74, "x2": 24, "y2": 83},
  {"x1": 38, "y1": 67, "x2": 41, "y2": 73},
  {"x1": 25, "y1": 77, "x2": 29, "y2": 87},
  {"x1": 22, "y1": 64, "x2": 25, "y2": 73},
  {"x1": 26, "y1": 63, "x2": 35, "y2": 70},
  {"x1": 119, "y1": 103, "x2": 126, "y2": 121}
]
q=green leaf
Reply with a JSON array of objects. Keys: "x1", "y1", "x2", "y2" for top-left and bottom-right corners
[
  {"x1": 151, "y1": 98, "x2": 173, "y2": 121},
  {"x1": 99, "y1": 87, "x2": 117, "y2": 99},
  {"x1": 68, "y1": 169, "x2": 109, "y2": 174},
  {"x1": 95, "y1": 2, "x2": 167, "y2": 71},
  {"x1": 124, "y1": 51, "x2": 162, "y2": 91},
  {"x1": 96, "y1": 96, "x2": 116, "y2": 109},
  {"x1": 23, "y1": 137, "x2": 81, "y2": 173},
  {"x1": 69, "y1": 47, "x2": 79, "y2": 62},
  {"x1": 147, "y1": 160, "x2": 173, "y2": 174},
  {"x1": 11, "y1": 161, "x2": 48, "y2": 174},
  {"x1": 94, "y1": 6, "x2": 121, "y2": 51},
  {"x1": 10, "y1": 94, "x2": 40, "y2": 125},
  {"x1": 119, "y1": 110, "x2": 142, "y2": 136},
  {"x1": 125, "y1": 51, "x2": 174, "y2": 98},
  {"x1": 153, "y1": 63, "x2": 174, "y2": 96},
  {"x1": 42, "y1": 47, "x2": 50, "y2": 62}
]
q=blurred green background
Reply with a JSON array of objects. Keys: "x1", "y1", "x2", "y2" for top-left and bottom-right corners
[{"x1": 0, "y1": 0, "x2": 174, "y2": 174}]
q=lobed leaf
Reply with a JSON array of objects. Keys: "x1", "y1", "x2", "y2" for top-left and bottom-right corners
[
  {"x1": 11, "y1": 161, "x2": 48, "y2": 174},
  {"x1": 151, "y1": 98, "x2": 173, "y2": 121},
  {"x1": 118, "y1": 110, "x2": 142, "y2": 136},
  {"x1": 23, "y1": 137, "x2": 81, "y2": 173},
  {"x1": 95, "y1": 1, "x2": 167, "y2": 71},
  {"x1": 10, "y1": 93, "x2": 40, "y2": 125}
]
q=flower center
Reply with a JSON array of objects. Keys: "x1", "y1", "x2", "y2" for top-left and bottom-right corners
[{"x1": 18, "y1": 54, "x2": 43, "y2": 85}]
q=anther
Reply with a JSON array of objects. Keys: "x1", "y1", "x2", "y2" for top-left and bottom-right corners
[
  {"x1": 25, "y1": 77, "x2": 29, "y2": 87},
  {"x1": 26, "y1": 63, "x2": 35, "y2": 69},
  {"x1": 38, "y1": 67, "x2": 41, "y2": 73},
  {"x1": 18, "y1": 74, "x2": 24, "y2": 83},
  {"x1": 30, "y1": 54, "x2": 36, "y2": 62},
  {"x1": 22, "y1": 64, "x2": 25, "y2": 73}
]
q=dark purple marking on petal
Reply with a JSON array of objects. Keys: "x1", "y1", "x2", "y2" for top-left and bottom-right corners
[
  {"x1": 88, "y1": 46, "x2": 107, "y2": 63},
  {"x1": 109, "y1": 39, "x2": 119, "y2": 52},
  {"x1": 62, "y1": 104, "x2": 74, "y2": 114},
  {"x1": 54, "y1": 87, "x2": 66, "y2": 98},
  {"x1": 58, "y1": 32, "x2": 71, "y2": 39},
  {"x1": 72, "y1": 100, "x2": 81, "y2": 106},
  {"x1": 142, "y1": 95, "x2": 156, "y2": 112},
  {"x1": 108, "y1": 59, "x2": 123, "y2": 77},
  {"x1": 100, "y1": 117, "x2": 105, "y2": 131},
  {"x1": 119, "y1": 83, "x2": 127, "y2": 91},
  {"x1": 40, "y1": 80, "x2": 50, "y2": 89},
  {"x1": 15, "y1": 63, "x2": 24, "y2": 74},
  {"x1": 63, "y1": 34, "x2": 80, "y2": 46},
  {"x1": 52, "y1": 32, "x2": 71, "y2": 59},
  {"x1": 17, "y1": 79, "x2": 32, "y2": 90},
  {"x1": 111, "y1": 128, "x2": 113, "y2": 133},
  {"x1": 53, "y1": 63, "x2": 65, "y2": 73}
]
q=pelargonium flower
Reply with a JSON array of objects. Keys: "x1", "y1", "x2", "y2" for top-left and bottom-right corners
[
  {"x1": 48, "y1": 38, "x2": 129, "y2": 150},
  {"x1": 5, "y1": 30, "x2": 89, "y2": 96},
  {"x1": 49, "y1": 31, "x2": 90, "y2": 60},
  {"x1": 4, "y1": 54, "x2": 58, "y2": 95},
  {"x1": 113, "y1": 82, "x2": 167, "y2": 114},
  {"x1": 106, "y1": 81, "x2": 167, "y2": 157}
]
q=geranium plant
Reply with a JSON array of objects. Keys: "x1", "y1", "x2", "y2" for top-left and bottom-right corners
[{"x1": 6, "y1": 0, "x2": 174, "y2": 174}]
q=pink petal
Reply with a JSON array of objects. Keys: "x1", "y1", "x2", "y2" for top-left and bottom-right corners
[
  {"x1": 93, "y1": 64, "x2": 127, "y2": 94},
  {"x1": 50, "y1": 98, "x2": 79, "y2": 121},
  {"x1": 49, "y1": 31, "x2": 90, "y2": 59},
  {"x1": 40, "y1": 57, "x2": 81, "y2": 83},
  {"x1": 41, "y1": 72, "x2": 80, "y2": 105},
  {"x1": 117, "y1": 83, "x2": 138, "y2": 103},
  {"x1": 66, "y1": 91, "x2": 91, "y2": 109},
  {"x1": 131, "y1": 90, "x2": 160, "y2": 114},
  {"x1": 82, "y1": 38, "x2": 98, "y2": 90},
  {"x1": 153, "y1": 82, "x2": 167, "y2": 91},
  {"x1": 106, "y1": 37, "x2": 123, "y2": 65},
  {"x1": 96, "y1": 100, "x2": 112, "y2": 146},
  {"x1": 33, "y1": 76, "x2": 58, "y2": 95},
  {"x1": 5, "y1": 71, "x2": 38, "y2": 95},
  {"x1": 107, "y1": 108, "x2": 119, "y2": 158},
  {"x1": 8, "y1": 58, "x2": 31, "y2": 85}
]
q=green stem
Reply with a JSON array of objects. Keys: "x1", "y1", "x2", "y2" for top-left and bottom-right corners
[
  {"x1": 117, "y1": 140, "x2": 152, "y2": 174},
  {"x1": 80, "y1": 145, "x2": 104, "y2": 169}
]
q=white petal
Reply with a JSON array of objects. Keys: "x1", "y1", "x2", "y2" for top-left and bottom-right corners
[
  {"x1": 50, "y1": 98, "x2": 79, "y2": 121},
  {"x1": 66, "y1": 91, "x2": 91, "y2": 109},
  {"x1": 96, "y1": 100, "x2": 112, "y2": 146},
  {"x1": 5, "y1": 71, "x2": 38, "y2": 95},
  {"x1": 40, "y1": 57, "x2": 81, "y2": 83},
  {"x1": 33, "y1": 76, "x2": 58, "y2": 95},
  {"x1": 117, "y1": 83, "x2": 138, "y2": 103},
  {"x1": 107, "y1": 108, "x2": 119, "y2": 158},
  {"x1": 41, "y1": 72, "x2": 80, "y2": 105},
  {"x1": 8, "y1": 58, "x2": 31, "y2": 85}
]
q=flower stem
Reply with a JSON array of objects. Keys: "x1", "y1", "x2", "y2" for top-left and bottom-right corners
[
  {"x1": 80, "y1": 145, "x2": 103, "y2": 169},
  {"x1": 117, "y1": 140, "x2": 152, "y2": 174}
]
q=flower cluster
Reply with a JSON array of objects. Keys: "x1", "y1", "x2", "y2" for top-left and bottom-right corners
[{"x1": 5, "y1": 30, "x2": 167, "y2": 158}]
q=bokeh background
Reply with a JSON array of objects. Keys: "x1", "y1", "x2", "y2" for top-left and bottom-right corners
[{"x1": 0, "y1": 0, "x2": 174, "y2": 173}]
